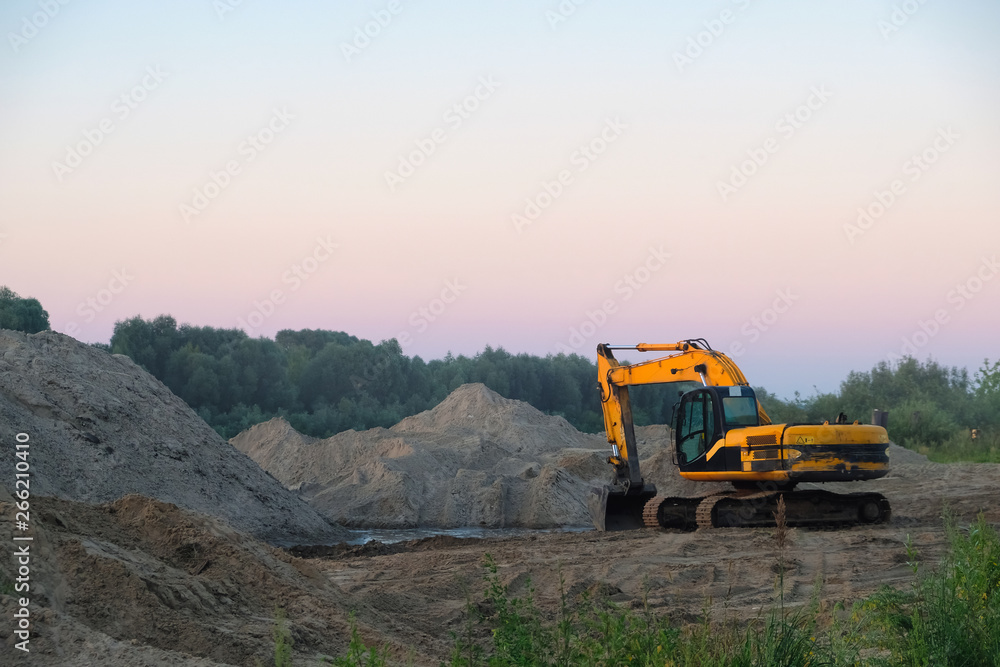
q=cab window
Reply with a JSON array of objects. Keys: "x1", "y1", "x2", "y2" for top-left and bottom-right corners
[
  {"x1": 677, "y1": 391, "x2": 716, "y2": 464},
  {"x1": 722, "y1": 396, "x2": 759, "y2": 427}
]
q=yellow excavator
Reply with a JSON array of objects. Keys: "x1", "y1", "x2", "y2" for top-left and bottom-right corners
[{"x1": 590, "y1": 340, "x2": 891, "y2": 531}]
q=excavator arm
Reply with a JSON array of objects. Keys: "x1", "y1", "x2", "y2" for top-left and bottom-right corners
[{"x1": 598, "y1": 340, "x2": 770, "y2": 489}]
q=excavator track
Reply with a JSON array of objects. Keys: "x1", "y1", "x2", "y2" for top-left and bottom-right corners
[
  {"x1": 642, "y1": 494, "x2": 702, "y2": 530},
  {"x1": 695, "y1": 493, "x2": 726, "y2": 529},
  {"x1": 714, "y1": 489, "x2": 890, "y2": 528},
  {"x1": 695, "y1": 489, "x2": 772, "y2": 529},
  {"x1": 641, "y1": 489, "x2": 891, "y2": 530},
  {"x1": 642, "y1": 495, "x2": 670, "y2": 528}
]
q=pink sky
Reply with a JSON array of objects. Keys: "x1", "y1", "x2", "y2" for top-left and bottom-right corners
[{"x1": 2, "y1": 0, "x2": 998, "y2": 396}]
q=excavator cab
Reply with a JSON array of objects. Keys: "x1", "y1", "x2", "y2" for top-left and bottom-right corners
[{"x1": 674, "y1": 386, "x2": 760, "y2": 472}]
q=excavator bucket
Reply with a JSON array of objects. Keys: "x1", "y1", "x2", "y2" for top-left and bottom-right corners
[{"x1": 588, "y1": 484, "x2": 658, "y2": 531}]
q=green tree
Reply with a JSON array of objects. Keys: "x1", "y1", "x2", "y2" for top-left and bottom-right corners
[
  {"x1": 975, "y1": 358, "x2": 1000, "y2": 397},
  {"x1": 0, "y1": 286, "x2": 49, "y2": 333},
  {"x1": 110, "y1": 315, "x2": 180, "y2": 377},
  {"x1": 836, "y1": 357, "x2": 972, "y2": 440}
]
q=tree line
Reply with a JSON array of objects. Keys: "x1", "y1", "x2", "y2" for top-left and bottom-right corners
[
  {"x1": 1, "y1": 293, "x2": 996, "y2": 459},
  {"x1": 106, "y1": 315, "x2": 667, "y2": 438},
  {"x1": 104, "y1": 316, "x2": 999, "y2": 459}
]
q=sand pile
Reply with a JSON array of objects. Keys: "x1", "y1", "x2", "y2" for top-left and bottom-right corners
[
  {"x1": 0, "y1": 330, "x2": 345, "y2": 544},
  {"x1": 232, "y1": 383, "x2": 621, "y2": 528}
]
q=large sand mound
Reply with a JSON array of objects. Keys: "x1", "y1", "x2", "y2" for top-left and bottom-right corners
[
  {"x1": 0, "y1": 330, "x2": 345, "y2": 544},
  {"x1": 232, "y1": 384, "x2": 617, "y2": 528}
]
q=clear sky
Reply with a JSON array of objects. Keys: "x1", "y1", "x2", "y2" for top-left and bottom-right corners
[{"x1": 1, "y1": 0, "x2": 998, "y2": 398}]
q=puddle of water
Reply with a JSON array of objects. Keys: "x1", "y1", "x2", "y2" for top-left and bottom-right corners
[{"x1": 342, "y1": 525, "x2": 593, "y2": 546}]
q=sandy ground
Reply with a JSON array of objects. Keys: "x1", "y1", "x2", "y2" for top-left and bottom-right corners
[
  {"x1": 293, "y1": 459, "x2": 1000, "y2": 663},
  {"x1": 3, "y1": 457, "x2": 997, "y2": 666}
]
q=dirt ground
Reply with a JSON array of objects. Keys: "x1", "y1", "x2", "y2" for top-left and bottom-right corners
[
  {"x1": 3, "y1": 458, "x2": 997, "y2": 666},
  {"x1": 295, "y1": 459, "x2": 1000, "y2": 663}
]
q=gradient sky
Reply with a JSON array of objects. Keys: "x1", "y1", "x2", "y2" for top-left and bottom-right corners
[{"x1": 1, "y1": 0, "x2": 998, "y2": 398}]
